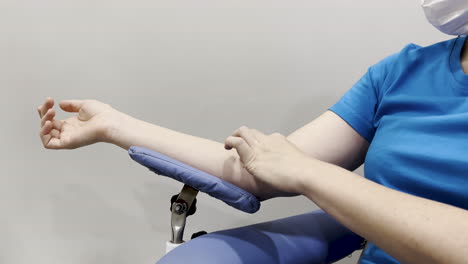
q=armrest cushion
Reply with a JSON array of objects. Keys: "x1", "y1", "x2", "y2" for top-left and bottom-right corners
[{"x1": 128, "y1": 146, "x2": 260, "y2": 213}]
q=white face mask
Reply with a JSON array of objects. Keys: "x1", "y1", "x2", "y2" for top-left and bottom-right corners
[{"x1": 421, "y1": 0, "x2": 468, "y2": 35}]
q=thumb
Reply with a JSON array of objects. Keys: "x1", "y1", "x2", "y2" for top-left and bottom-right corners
[{"x1": 59, "y1": 100, "x2": 84, "y2": 113}]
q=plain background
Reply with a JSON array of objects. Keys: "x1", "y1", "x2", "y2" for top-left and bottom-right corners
[{"x1": 0, "y1": 0, "x2": 451, "y2": 263}]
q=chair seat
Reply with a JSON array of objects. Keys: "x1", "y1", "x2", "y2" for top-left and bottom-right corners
[{"x1": 158, "y1": 210, "x2": 364, "y2": 264}]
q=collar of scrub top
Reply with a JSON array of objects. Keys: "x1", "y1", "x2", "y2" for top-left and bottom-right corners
[{"x1": 128, "y1": 146, "x2": 261, "y2": 214}]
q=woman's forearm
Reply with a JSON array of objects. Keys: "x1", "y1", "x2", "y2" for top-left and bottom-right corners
[
  {"x1": 103, "y1": 111, "x2": 276, "y2": 199},
  {"x1": 299, "y1": 158, "x2": 468, "y2": 264}
]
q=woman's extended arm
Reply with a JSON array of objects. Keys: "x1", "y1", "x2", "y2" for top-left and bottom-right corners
[
  {"x1": 38, "y1": 97, "x2": 369, "y2": 199},
  {"x1": 104, "y1": 110, "x2": 368, "y2": 199}
]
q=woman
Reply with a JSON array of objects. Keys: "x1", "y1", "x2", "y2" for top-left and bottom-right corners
[{"x1": 37, "y1": 1, "x2": 468, "y2": 263}]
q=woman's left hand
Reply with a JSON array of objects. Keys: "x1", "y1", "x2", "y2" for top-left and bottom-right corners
[{"x1": 224, "y1": 126, "x2": 311, "y2": 195}]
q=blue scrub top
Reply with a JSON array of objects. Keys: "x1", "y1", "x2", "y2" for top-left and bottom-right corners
[{"x1": 329, "y1": 35, "x2": 468, "y2": 264}]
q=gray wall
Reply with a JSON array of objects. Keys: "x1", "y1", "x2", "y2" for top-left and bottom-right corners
[{"x1": 0, "y1": 0, "x2": 449, "y2": 263}]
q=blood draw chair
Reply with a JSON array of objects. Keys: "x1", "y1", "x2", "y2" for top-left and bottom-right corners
[{"x1": 129, "y1": 146, "x2": 366, "y2": 264}]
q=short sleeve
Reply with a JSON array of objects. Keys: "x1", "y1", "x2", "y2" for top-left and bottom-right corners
[{"x1": 328, "y1": 51, "x2": 402, "y2": 143}]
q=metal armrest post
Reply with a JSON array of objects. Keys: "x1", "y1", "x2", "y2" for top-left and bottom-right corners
[{"x1": 170, "y1": 184, "x2": 199, "y2": 244}]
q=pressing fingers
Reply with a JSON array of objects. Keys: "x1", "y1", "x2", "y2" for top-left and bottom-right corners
[
  {"x1": 232, "y1": 126, "x2": 259, "y2": 147},
  {"x1": 224, "y1": 136, "x2": 254, "y2": 163}
]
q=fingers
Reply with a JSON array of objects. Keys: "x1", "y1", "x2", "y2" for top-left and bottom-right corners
[
  {"x1": 38, "y1": 97, "x2": 54, "y2": 118},
  {"x1": 40, "y1": 120, "x2": 62, "y2": 148},
  {"x1": 41, "y1": 108, "x2": 55, "y2": 127},
  {"x1": 40, "y1": 107, "x2": 64, "y2": 131},
  {"x1": 231, "y1": 126, "x2": 259, "y2": 147},
  {"x1": 225, "y1": 126, "x2": 261, "y2": 166},
  {"x1": 41, "y1": 120, "x2": 53, "y2": 135},
  {"x1": 225, "y1": 126, "x2": 267, "y2": 150},
  {"x1": 46, "y1": 138, "x2": 62, "y2": 149},
  {"x1": 52, "y1": 119, "x2": 64, "y2": 131},
  {"x1": 224, "y1": 136, "x2": 254, "y2": 164},
  {"x1": 40, "y1": 121, "x2": 53, "y2": 147},
  {"x1": 59, "y1": 100, "x2": 84, "y2": 113},
  {"x1": 49, "y1": 128, "x2": 60, "y2": 139},
  {"x1": 38, "y1": 97, "x2": 65, "y2": 149}
]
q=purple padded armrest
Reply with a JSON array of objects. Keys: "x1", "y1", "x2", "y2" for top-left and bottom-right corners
[{"x1": 128, "y1": 146, "x2": 260, "y2": 213}]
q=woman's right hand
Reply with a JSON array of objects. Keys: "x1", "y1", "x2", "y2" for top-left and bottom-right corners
[{"x1": 38, "y1": 97, "x2": 120, "y2": 149}]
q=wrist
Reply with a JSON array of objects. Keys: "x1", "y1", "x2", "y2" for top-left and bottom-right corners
[
  {"x1": 101, "y1": 110, "x2": 134, "y2": 146},
  {"x1": 295, "y1": 156, "x2": 321, "y2": 196}
]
